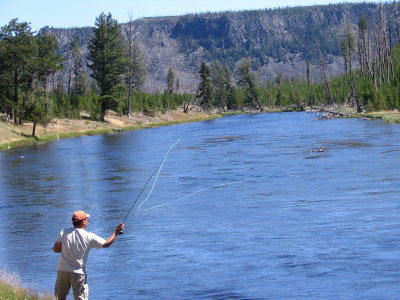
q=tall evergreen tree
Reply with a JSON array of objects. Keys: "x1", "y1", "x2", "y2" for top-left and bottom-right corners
[
  {"x1": 68, "y1": 37, "x2": 83, "y2": 107},
  {"x1": 0, "y1": 19, "x2": 36, "y2": 123},
  {"x1": 87, "y1": 12, "x2": 127, "y2": 118},
  {"x1": 36, "y1": 33, "x2": 63, "y2": 88},
  {"x1": 0, "y1": 19, "x2": 62, "y2": 125},
  {"x1": 166, "y1": 67, "x2": 175, "y2": 94},
  {"x1": 22, "y1": 90, "x2": 52, "y2": 136},
  {"x1": 197, "y1": 62, "x2": 213, "y2": 109},
  {"x1": 211, "y1": 60, "x2": 232, "y2": 111},
  {"x1": 235, "y1": 58, "x2": 262, "y2": 111}
]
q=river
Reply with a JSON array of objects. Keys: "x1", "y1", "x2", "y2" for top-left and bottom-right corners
[{"x1": 0, "y1": 112, "x2": 399, "y2": 299}]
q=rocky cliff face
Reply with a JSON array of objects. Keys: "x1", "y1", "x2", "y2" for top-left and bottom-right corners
[{"x1": 41, "y1": 3, "x2": 380, "y2": 93}]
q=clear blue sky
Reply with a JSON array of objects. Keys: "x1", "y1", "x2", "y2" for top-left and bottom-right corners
[{"x1": 1, "y1": 0, "x2": 377, "y2": 32}]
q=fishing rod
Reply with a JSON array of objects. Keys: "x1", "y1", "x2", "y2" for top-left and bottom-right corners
[{"x1": 118, "y1": 137, "x2": 182, "y2": 234}]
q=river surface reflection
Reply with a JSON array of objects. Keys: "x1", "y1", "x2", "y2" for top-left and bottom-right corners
[{"x1": 0, "y1": 112, "x2": 399, "y2": 299}]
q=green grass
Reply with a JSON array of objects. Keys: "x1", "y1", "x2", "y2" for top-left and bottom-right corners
[
  {"x1": 354, "y1": 111, "x2": 400, "y2": 124},
  {"x1": 382, "y1": 114, "x2": 400, "y2": 124},
  {"x1": 0, "y1": 271, "x2": 52, "y2": 300},
  {"x1": 1, "y1": 114, "x2": 221, "y2": 151},
  {"x1": 0, "y1": 139, "x2": 37, "y2": 151}
]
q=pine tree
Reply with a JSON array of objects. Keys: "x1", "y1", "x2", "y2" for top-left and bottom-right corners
[
  {"x1": 211, "y1": 60, "x2": 232, "y2": 111},
  {"x1": 22, "y1": 91, "x2": 52, "y2": 136},
  {"x1": 197, "y1": 62, "x2": 213, "y2": 109},
  {"x1": 87, "y1": 12, "x2": 127, "y2": 118},
  {"x1": 235, "y1": 58, "x2": 262, "y2": 111},
  {"x1": 0, "y1": 19, "x2": 36, "y2": 123},
  {"x1": 166, "y1": 68, "x2": 175, "y2": 94},
  {"x1": 36, "y1": 34, "x2": 61, "y2": 84},
  {"x1": 0, "y1": 19, "x2": 62, "y2": 125},
  {"x1": 69, "y1": 37, "x2": 83, "y2": 107}
]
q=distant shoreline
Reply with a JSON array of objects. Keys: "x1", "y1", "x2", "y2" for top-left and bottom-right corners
[
  {"x1": 1, "y1": 106, "x2": 399, "y2": 151},
  {"x1": 0, "y1": 108, "x2": 219, "y2": 151}
]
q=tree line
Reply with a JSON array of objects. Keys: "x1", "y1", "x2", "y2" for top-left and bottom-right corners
[
  {"x1": 195, "y1": 2, "x2": 400, "y2": 113},
  {"x1": 0, "y1": 13, "x2": 189, "y2": 136},
  {"x1": 1, "y1": 6, "x2": 400, "y2": 136}
]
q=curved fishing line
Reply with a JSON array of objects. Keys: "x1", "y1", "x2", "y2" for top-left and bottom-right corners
[
  {"x1": 120, "y1": 137, "x2": 182, "y2": 224},
  {"x1": 138, "y1": 176, "x2": 262, "y2": 212},
  {"x1": 136, "y1": 137, "x2": 182, "y2": 207}
]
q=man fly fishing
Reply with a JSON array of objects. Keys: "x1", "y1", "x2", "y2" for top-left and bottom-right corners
[
  {"x1": 52, "y1": 139, "x2": 181, "y2": 299},
  {"x1": 53, "y1": 210, "x2": 124, "y2": 300}
]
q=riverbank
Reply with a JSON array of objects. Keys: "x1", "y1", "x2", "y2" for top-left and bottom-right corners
[
  {"x1": 1, "y1": 106, "x2": 399, "y2": 151},
  {"x1": 0, "y1": 270, "x2": 52, "y2": 300},
  {"x1": 306, "y1": 106, "x2": 400, "y2": 123},
  {"x1": 0, "y1": 107, "x2": 219, "y2": 151},
  {"x1": 354, "y1": 110, "x2": 400, "y2": 123}
]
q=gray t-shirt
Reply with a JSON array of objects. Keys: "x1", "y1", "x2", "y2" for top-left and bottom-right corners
[{"x1": 57, "y1": 227, "x2": 106, "y2": 274}]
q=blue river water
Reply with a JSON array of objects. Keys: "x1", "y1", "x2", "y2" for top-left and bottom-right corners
[{"x1": 0, "y1": 112, "x2": 399, "y2": 299}]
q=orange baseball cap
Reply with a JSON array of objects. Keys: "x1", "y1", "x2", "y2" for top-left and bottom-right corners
[{"x1": 72, "y1": 210, "x2": 90, "y2": 221}]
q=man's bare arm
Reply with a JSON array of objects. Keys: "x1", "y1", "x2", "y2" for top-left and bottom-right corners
[
  {"x1": 53, "y1": 241, "x2": 62, "y2": 253},
  {"x1": 102, "y1": 223, "x2": 124, "y2": 248}
]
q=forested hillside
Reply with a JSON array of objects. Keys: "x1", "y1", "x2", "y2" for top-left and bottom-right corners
[{"x1": 42, "y1": 3, "x2": 383, "y2": 93}]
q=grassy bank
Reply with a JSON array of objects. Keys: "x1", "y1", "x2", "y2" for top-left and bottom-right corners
[
  {"x1": 0, "y1": 271, "x2": 52, "y2": 300},
  {"x1": 0, "y1": 108, "x2": 219, "y2": 151},
  {"x1": 355, "y1": 111, "x2": 400, "y2": 123}
]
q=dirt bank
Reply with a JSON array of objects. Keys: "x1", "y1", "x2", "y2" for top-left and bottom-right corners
[{"x1": 0, "y1": 108, "x2": 217, "y2": 150}]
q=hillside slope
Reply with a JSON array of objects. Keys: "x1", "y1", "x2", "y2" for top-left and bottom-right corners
[{"x1": 41, "y1": 3, "x2": 382, "y2": 93}]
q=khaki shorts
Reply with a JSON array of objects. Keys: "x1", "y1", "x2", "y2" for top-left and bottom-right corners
[{"x1": 55, "y1": 270, "x2": 89, "y2": 300}]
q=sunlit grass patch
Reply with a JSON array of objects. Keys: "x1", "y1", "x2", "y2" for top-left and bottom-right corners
[
  {"x1": 352, "y1": 110, "x2": 400, "y2": 124},
  {"x1": 0, "y1": 270, "x2": 52, "y2": 300},
  {"x1": 382, "y1": 113, "x2": 400, "y2": 124}
]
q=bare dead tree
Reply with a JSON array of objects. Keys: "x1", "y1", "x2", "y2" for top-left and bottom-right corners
[
  {"x1": 393, "y1": 1, "x2": 400, "y2": 43},
  {"x1": 343, "y1": 23, "x2": 358, "y2": 108},
  {"x1": 374, "y1": 4, "x2": 392, "y2": 85},
  {"x1": 357, "y1": 14, "x2": 372, "y2": 79},
  {"x1": 67, "y1": 66, "x2": 73, "y2": 95},
  {"x1": 125, "y1": 15, "x2": 145, "y2": 116},
  {"x1": 318, "y1": 45, "x2": 335, "y2": 106}
]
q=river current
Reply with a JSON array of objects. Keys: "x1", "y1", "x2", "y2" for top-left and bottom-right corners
[{"x1": 0, "y1": 112, "x2": 399, "y2": 299}]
